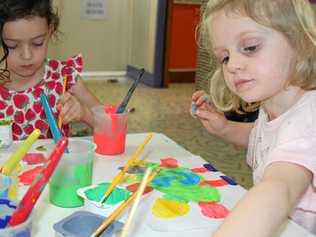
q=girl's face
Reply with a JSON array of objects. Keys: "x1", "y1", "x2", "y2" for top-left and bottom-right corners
[
  {"x1": 210, "y1": 10, "x2": 297, "y2": 104},
  {"x1": 2, "y1": 16, "x2": 51, "y2": 80}
]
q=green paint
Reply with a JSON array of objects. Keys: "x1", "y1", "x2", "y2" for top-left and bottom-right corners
[
  {"x1": 49, "y1": 161, "x2": 93, "y2": 207},
  {"x1": 153, "y1": 182, "x2": 220, "y2": 203},
  {"x1": 84, "y1": 183, "x2": 131, "y2": 205}
]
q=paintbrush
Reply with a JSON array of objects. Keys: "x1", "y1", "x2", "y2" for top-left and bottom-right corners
[
  {"x1": 92, "y1": 168, "x2": 160, "y2": 237},
  {"x1": 58, "y1": 76, "x2": 68, "y2": 129},
  {"x1": 9, "y1": 138, "x2": 68, "y2": 226},
  {"x1": 119, "y1": 167, "x2": 152, "y2": 237},
  {"x1": 98, "y1": 133, "x2": 153, "y2": 205},
  {"x1": 116, "y1": 69, "x2": 145, "y2": 113},
  {"x1": 0, "y1": 129, "x2": 41, "y2": 176}
]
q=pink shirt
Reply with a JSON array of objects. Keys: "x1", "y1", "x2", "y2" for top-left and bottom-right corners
[
  {"x1": 0, "y1": 55, "x2": 82, "y2": 140},
  {"x1": 247, "y1": 91, "x2": 316, "y2": 234}
]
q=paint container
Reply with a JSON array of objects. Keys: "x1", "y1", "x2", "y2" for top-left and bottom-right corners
[
  {"x1": 0, "y1": 198, "x2": 32, "y2": 237},
  {"x1": 48, "y1": 139, "x2": 96, "y2": 208},
  {"x1": 93, "y1": 105, "x2": 128, "y2": 156},
  {"x1": 77, "y1": 183, "x2": 131, "y2": 217},
  {"x1": 0, "y1": 119, "x2": 12, "y2": 149},
  {"x1": 0, "y1": 174, "x2": 17, "y2": 201},
  {"x1": 53, "y1": 211, "x2": 124, "y2": 237}
]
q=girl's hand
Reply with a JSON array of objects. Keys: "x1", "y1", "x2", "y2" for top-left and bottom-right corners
[
  {"x1": 190, "y1": 90, "x2": 228, "y2": 137},
  {"x1": 57, "y1": 92, "x2": 86, "y2": 125}
]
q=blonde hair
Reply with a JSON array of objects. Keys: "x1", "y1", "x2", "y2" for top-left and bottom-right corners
[{"x1": 199, "y1": 0, "x2": 316, "y2": 112}]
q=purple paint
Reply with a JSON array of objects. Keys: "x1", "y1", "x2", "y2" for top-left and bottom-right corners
[
  {"x1": 220, "y1": 175, "x2": 237, "y2": 185},
  {"x1": 203, "y1": 163, "x2": 218, "y2": 172}
]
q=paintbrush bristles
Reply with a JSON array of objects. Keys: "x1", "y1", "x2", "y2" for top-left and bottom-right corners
[{"x1": 119, "y1": 167, "x2": 152, "y2": 237}]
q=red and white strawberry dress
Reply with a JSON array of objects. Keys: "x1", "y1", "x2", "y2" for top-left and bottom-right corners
[{"x1": 0, "y1": 54, "x2": 83, "y2": 140}]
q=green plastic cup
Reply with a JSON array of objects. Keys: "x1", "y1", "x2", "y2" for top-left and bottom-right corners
[{"x1": 48, "y1": 139, "x2": 96, "y2": 208}]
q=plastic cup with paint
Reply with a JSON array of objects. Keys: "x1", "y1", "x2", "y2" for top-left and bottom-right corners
[
  {"x1": 93, "y1": 105, "x2": 128, "y2": 156},
  {"x1": 0, "y1": 174, "x2": 17, "y2": 201},
  {"x1": 0, "y1": 119, "x2": 12, "y2": 149},
  {"x1": 48, "y1": 139, "x2": 96, "y2": 208},
  {"x1": 0, "y1": 198, "x2": 33, "y2": 237},
  {"x1": 53, "y1": 211, "x2": 123, "y2": 237}
]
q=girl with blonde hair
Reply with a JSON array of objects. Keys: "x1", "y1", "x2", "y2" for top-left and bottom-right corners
[{"x1": 191, "y1": 0, "x2": 316, "y2": 235}]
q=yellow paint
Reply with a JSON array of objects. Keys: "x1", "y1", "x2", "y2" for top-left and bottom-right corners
[{"x1": 152, "y1": 198, "x2": 190, "y2": 218}]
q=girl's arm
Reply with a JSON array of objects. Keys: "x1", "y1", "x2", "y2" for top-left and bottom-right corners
[
  {"x1": 212, "y1": 162, "x2": 312, "y2": 237},
  {"x1": 59, "y1": 77, "x2": 102, "y2": 127},
  {"x1": 191, "y1": 91, "x2": 253, "y2": 148}
]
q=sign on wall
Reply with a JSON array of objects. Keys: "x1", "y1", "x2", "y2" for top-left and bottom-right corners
[{"x1": 81, "y1": 0, "x2": 107, "y2": 19}]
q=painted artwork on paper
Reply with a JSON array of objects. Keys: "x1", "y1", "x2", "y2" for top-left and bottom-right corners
[{"x1": 79, "y1": 156, "x2": 246, "y2": 231}]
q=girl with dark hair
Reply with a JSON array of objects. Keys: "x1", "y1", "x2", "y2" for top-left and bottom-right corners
[{"x1": 0, "y1": 0, "x2": 101, "y2": 140}]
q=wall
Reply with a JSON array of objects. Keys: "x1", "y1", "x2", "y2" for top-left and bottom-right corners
[
  {"x1": 128, "y1": 0, "x2": 158, "y2": 74},
  {"x1": 50, "y1": 0, "x2": 157, "y2": 73}
]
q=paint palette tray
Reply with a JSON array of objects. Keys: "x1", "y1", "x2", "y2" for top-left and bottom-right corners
[
  {"x1": 53, "y1": 211, "x2": 123, "y2": 237},
  {"x1": 77, "y1": 183, "x2": 131, "y2": 216}
]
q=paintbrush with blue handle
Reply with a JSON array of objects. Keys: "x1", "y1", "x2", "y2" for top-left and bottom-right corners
[{"x1": 116, "y1": 68, "x2": 145, "y2": 113}]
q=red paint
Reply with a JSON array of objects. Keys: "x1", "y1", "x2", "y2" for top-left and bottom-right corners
[
  {"x1": 198, "y1": 202, "x2": 229, "y2": 219},
  {"x1": 93, "y1": 105, "x2": 127, "y2": 155},
  {"x1": 22, "y1": 153, "x2": 46, "y2": 165},
  {"x1": 126, "y1": 183, "x2": 153, "y2": 194},
  {"x1": 18, "y1": 166, "x2": 44, "y2": 185},
  {"x1": 160, "y1": 157, "x2": 178, "y2": 168},
  {"x1": 191, "y1": 167, "x2": 208, "y2": 173},
  {"x1": 200, "y1": 179, "x2": 228, "y2": 187}
]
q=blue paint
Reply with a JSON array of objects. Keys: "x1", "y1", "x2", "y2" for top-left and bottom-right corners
[
  {"x1": 152, "y1": 176, "x2": 173, "y2": 187},
  {"x1": 0, "y1": 198, "x2": 16, "y2": 229},
  {"x1": 191, "y1": 104, "x2": 197, "y2": 114},
  {"x1": 203, "y1": 163, "x2": 218, "y2": 172},
  {"x1": 152, "y1": 169, "x2": 200, "y2": 188},
  {"x1": 53, "y1": 211, "x2": 123, "y2": 237},
  {"x1": 220, "y1": 175, "x2": 237, "y2": 185}
]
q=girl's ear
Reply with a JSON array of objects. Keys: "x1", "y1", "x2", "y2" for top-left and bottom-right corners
[{"x1": 48, "y1": 23, "x2": 55, "y2": 38}]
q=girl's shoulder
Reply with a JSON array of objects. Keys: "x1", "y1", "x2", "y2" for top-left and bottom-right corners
[
  {"x1": 45, "y1": 54, "x2": 83, "y2": 82},
  {"x1": 261, "y1": 90, "x2": 316, "y2": 142}
]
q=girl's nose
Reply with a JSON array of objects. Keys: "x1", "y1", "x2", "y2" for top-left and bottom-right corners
[
  {"x1": 226, "y1": 53, "x2": 245, "y2": 73},
  {"x1": 20, "y1": 45, "x2": 32, "y2": 60}
]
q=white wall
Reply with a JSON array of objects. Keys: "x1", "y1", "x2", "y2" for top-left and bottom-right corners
[{"x1": 50, "y1": 0, "x2": 158, "y2": 73}]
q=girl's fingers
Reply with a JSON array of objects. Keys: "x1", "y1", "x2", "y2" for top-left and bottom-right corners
[{"x1": 192, "y1": 90, "x2": 206, "y2": 101}]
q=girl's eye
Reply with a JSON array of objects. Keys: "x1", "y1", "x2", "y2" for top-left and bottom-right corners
[
  {"x1": 243, "y1": 45, "x2": 258, "y2": 53},
  {"x1": 33, "y1": 42, "x2": 44, "y2": 47},
  {"x1": 7, "y1": 45, "x2": 17, "y2": 50},
  {"x1": 221, "y1": 56, "x2": 229, "y2": 64}
]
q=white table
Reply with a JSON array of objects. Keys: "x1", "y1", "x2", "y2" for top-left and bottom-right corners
[{"x1": 1, "y1": 133, "x2": 314, "y2": 237}]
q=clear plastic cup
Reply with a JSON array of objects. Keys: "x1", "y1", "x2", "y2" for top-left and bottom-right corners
[
  {"x1": 0, "y1": 174, "x2": 17, "y2": 201},
  {"x1": 48, "y1": 139, "x2": 96, "y2": 208},
  {"x1": 0, "y1": 120, "x2": 12, "y2": 149},
  {"x1": 93, "y1": 105, "x2": 128, "y2": 156}
]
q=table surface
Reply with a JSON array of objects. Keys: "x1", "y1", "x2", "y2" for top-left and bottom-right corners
[{"x1": 1, "y1": 133, "x2": 314, "y2": 237}]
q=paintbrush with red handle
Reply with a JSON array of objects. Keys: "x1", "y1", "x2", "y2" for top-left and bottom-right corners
[{"x1": 9, "y1": 137, "x2": 68, "y2": 226}]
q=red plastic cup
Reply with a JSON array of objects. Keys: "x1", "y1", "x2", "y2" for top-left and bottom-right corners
[{"x1": 93, "y1": 105, "x2": 128, "y2": 155}]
